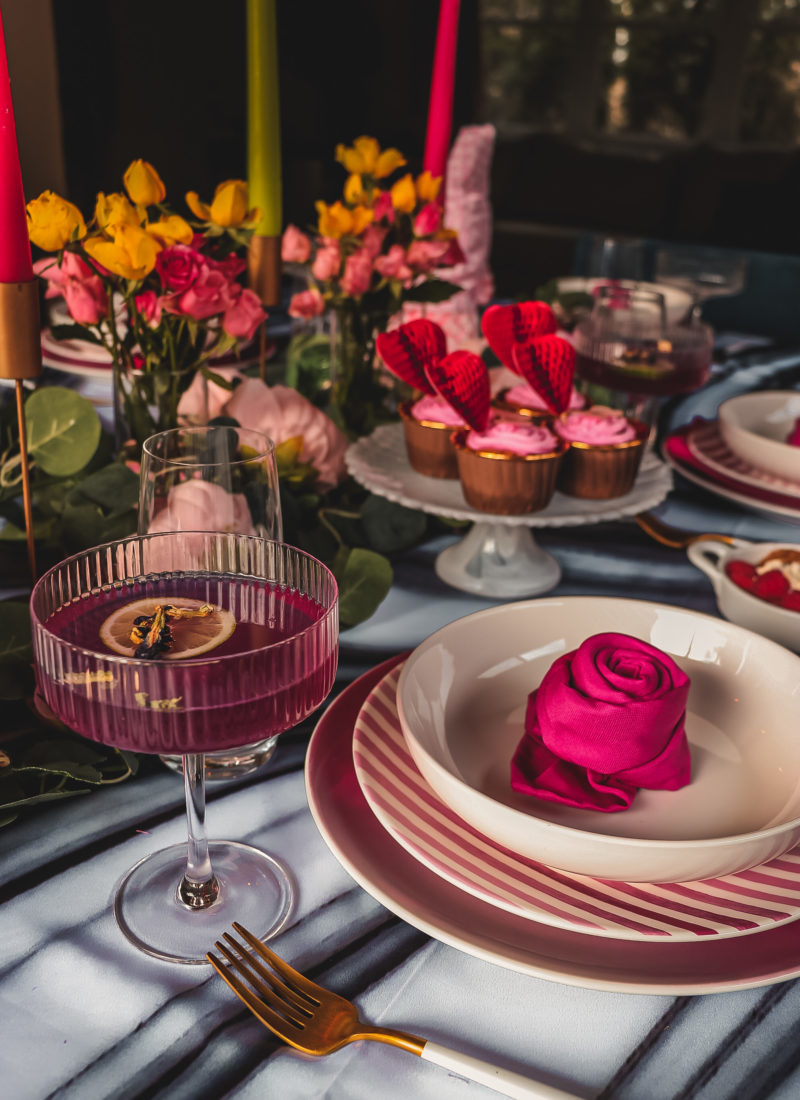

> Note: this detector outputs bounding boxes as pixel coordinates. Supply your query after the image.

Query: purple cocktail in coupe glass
[31,531,338,964]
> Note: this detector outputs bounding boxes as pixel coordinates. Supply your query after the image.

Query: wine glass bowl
[654,246,748,308]
[31,531,338,963]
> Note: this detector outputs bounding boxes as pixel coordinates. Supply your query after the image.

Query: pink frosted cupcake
[452,418,566,515]
[554,408,647,499]
[399,394,466,479]
[495,382,586,422]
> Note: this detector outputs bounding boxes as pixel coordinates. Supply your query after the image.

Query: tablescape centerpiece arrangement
[138,425,286,779]
[31,530,338,963]
[27,160,267,449]
[281,135,464,436]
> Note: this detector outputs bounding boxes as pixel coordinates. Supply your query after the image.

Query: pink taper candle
[0,7,32,282]
[423,0,461,187]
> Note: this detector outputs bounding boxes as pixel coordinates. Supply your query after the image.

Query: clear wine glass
[31,531,339,964]
[139,426,283,780]
[654,246,748,316]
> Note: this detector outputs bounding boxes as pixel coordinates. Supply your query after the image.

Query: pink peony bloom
[178,265,236,320]
[223,380,347,488]
[34,252,107,325]
[177,365,243,424]
[147,478,255,536]
[340,248,374,296]
[156,244,204,292]
[361,223,388,258]
[223,286,266,341]
[288,287,325,319]
[281,224,312,263]
[413,202,442,237]
[312,242,341,281]
[372,190,395,223]
[374,244,413,285]
[134,289,162,327]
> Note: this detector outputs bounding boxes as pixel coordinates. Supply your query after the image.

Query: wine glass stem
[178,753,219,909]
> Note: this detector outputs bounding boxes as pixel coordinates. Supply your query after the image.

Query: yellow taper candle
[247,0,282,237]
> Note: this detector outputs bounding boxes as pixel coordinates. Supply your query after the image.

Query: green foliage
[24,387,102,476]
[333,546,393,629]
[360,494,427,554]
[403,278,462,304]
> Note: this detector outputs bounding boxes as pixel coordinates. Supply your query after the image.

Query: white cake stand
[346,424,673,598]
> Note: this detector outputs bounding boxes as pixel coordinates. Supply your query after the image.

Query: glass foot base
[114,840,293,964]
[159,735,279,782]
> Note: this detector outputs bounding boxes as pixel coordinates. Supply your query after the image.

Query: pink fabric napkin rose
[511,633,691,812]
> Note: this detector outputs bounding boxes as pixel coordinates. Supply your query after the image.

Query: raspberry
[726,560,757,592]
[753,570,790,603]
[779,590,800,612]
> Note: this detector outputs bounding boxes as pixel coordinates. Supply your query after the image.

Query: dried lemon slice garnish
[99,597,235,659]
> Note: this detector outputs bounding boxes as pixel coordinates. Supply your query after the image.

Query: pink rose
[372,191,395,223]
[177,365,243,424]
[223,380,347,488]
[438,237,466,267]
[34,252,107,326]
[413,202,442,237]
[288,287,325,319]
[374,244,413,285]
[207,253,246,281]
[178,265,235,320]
[223,286,266,341]
[361,224,388,258]
[147,478,255,536]
[156,244,204,292]
[134,289,162,328]
[312,243,341,281]
[405,239,444,273]
[340,249,374,297]
[281,224,312,263]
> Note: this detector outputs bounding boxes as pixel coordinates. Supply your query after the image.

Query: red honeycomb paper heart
[375,319,446,394]
[511,335,576,415]
[481,301,557,371]
[425,350,490,431]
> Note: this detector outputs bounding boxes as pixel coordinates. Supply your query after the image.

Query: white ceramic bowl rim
[396,595,800,851]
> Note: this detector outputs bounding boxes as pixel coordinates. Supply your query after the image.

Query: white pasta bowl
[396,597,800,883]
[718,391,800,484]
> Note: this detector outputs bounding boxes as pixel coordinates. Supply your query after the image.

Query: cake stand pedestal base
[435,523,562,598]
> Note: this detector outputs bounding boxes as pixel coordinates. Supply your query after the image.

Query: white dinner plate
[307,657,800,994]
[354,663,800,941]
[346,423,672,527]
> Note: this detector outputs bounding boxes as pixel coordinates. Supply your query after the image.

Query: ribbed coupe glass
[31,531,338,964]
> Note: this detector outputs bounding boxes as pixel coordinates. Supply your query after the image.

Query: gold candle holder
[247,234,281,382]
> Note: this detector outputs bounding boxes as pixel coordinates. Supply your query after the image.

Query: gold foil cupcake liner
[452,430,565,515]
[399,402,460,479]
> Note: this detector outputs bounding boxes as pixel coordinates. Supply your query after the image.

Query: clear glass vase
[327,303,394,437]
[113,355,205,452]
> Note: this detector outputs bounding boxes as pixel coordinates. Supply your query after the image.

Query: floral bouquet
[281,136,463,434]
[27,160,267,448]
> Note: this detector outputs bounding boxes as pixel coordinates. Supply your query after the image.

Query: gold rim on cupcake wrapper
[558,420,648,499]
[492,390,555,424]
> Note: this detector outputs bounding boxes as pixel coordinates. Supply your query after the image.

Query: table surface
[2,348,800,1100]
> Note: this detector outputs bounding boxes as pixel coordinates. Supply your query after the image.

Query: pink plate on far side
[306,657,800,995]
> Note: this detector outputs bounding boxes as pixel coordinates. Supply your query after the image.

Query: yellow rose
[390,174,416,214]
[26,191,86,251]
[343,173,366,205]
[123,160,166,206]
[415,171,442,203]
[185,180,259,228]
[349,205,374,235]
[84,224,161,280]
[145,215,194,246]
[95,191,140,232]
[316,200,373,239]
[335,136,406,179]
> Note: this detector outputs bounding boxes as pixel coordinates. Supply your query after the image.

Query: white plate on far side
[354,663,800,942]
[397,597,800,883]
[306,658,800,995]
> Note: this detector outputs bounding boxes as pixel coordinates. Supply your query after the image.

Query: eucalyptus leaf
[0,601,31,662]
[403,279,461,304]
[25,387,101,476]
[335,547,393,628]
[360,494,427,554]
[66,462,139,514]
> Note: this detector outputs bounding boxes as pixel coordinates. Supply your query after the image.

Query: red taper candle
[422,0,461,189]
[0,4,32,283]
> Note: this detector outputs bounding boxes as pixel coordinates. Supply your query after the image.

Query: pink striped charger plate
[352,663,800,942]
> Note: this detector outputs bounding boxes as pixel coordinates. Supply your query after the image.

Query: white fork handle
[422,1041,583,1099]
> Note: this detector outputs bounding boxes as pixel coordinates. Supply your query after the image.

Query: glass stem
[178,753,220,909]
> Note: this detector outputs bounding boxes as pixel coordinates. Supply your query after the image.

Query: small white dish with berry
[688,538,800,652]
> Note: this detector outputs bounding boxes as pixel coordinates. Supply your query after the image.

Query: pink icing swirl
[555,411,637,445]
[411,394,466,428]
[505,383,586,412]
[467,418,560,456]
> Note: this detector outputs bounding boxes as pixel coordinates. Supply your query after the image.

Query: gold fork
[208,923,583,1100]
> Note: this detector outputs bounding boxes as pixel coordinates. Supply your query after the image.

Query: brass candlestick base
[0,280,41,380]
[247,234,281,308]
